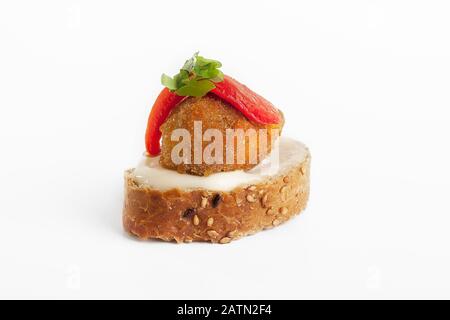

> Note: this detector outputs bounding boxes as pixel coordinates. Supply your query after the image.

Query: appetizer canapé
[123,53,310,244]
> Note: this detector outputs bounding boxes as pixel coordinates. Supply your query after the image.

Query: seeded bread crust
[123,152,310,244]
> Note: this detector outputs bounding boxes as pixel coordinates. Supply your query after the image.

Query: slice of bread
[123,143,310,244]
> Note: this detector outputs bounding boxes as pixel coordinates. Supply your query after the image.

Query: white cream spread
[131,137,308,191]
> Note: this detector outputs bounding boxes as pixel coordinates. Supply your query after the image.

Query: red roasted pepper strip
[145,88,185,156]
[145,75,281,155]
[212,75,282,125]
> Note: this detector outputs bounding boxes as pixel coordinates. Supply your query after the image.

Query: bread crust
[123,152,310,244]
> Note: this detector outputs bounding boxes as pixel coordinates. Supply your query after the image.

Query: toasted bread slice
[123,139,310,244]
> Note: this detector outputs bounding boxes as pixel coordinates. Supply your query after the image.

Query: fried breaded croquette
[159,94,284,176]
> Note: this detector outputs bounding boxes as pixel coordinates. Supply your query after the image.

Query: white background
[1,0,450,299]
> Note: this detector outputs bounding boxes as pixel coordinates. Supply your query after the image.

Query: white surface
[131,137,307,191]
[1,0,450,299]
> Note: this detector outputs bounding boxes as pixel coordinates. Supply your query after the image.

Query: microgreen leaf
[175,79,216,97]
[161,74,177,91]
[195,55,222,68]
[210,70,224,82]
[181,52,197,72]
[161,52,224,97]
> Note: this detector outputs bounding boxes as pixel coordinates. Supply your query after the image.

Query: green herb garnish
[161,52,224,97]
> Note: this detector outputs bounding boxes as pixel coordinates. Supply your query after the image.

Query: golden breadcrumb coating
[159,94,284,176]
